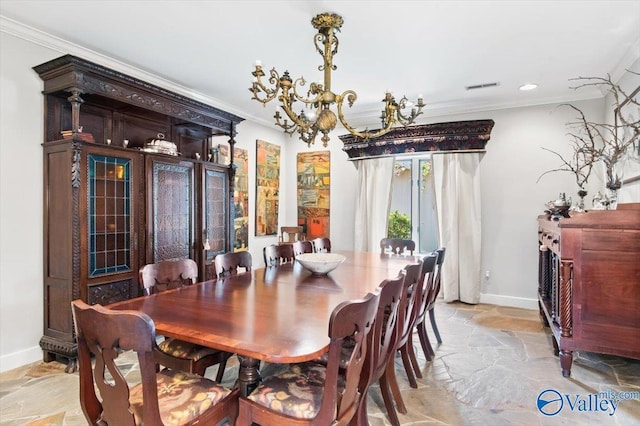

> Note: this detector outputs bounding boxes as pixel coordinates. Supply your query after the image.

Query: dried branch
[540,72,639,190]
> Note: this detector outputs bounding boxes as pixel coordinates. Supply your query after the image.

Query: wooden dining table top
[108,250,421,364]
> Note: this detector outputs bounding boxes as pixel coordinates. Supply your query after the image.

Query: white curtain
[432,153,482,304]
[354,157,395,252]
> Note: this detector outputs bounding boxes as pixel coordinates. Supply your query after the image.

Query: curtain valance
[339,119,495,160]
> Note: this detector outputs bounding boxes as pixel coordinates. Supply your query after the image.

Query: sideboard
[35,55,244,371]
[537,204,640,377]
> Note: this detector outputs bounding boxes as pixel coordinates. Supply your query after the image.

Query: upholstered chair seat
[246,362,346,420]
[158,339,221,362]
[129,369,232,426]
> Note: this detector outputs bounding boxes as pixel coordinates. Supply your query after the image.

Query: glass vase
[572,189,587,212]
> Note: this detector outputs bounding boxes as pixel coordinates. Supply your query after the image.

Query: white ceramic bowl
[296,253,346,275]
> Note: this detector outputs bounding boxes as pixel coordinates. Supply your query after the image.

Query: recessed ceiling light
[519,83,538,91]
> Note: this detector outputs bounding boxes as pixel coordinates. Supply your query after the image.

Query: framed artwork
[233,147,249,251]
[297,151,330,239]
[255,140,280,236]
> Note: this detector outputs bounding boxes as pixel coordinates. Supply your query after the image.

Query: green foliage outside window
[388,210,411,239]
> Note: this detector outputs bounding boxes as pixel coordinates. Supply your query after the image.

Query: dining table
[108,250,421,396]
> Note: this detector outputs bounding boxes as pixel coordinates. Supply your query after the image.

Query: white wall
[1,32,56,373]
[425,101,606,308]
[1,23,633,372]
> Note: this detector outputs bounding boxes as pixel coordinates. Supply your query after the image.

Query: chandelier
[249,12,425,147]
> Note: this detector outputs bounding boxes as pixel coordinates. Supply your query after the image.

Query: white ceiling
[1,0,639,129]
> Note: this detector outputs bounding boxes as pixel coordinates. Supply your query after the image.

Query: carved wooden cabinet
[36,55,243,371]
[537,205,640,377]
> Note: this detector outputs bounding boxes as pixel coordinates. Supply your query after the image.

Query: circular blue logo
[537,389,563,416]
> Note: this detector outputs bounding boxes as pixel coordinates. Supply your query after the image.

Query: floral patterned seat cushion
[129,369,231,426]
[158,338,220,361]
[247,362,345,419]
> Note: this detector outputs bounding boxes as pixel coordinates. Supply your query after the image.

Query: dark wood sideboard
[537,204,640,377]
[35,55,244,371]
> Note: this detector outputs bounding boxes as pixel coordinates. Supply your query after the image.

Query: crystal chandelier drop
[249,13,425,147]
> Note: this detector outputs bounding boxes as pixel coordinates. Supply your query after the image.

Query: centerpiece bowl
[296,253,346,276]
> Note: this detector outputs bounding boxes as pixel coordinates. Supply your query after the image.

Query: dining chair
[383,259,424,419]
[380,237,416,255]
[355,273,406,426]
[312,237,332,253]
[236,292,380,426]
[263,243,295,266]
[425,247,446,347]
[214,251,253,277]
[292,240,314,257]
[280,225,305,243]
[409,250,440,372]
[72,299,239,426]
[139,259,232,382]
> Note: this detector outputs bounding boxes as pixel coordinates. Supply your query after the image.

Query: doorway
[389,156,439,254]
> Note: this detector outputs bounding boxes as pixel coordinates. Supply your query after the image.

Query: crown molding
[0,15,271,127]
[610,36,640,84]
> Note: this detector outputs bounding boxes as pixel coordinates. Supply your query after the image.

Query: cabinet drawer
[582,229,640,252]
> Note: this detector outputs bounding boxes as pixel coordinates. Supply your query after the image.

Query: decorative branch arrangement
[539,72,639,207]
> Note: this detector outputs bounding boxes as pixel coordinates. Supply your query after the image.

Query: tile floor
[1,301,639,425]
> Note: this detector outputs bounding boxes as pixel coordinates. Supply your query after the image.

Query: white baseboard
[0,345,42,373]
[479,293,538,310]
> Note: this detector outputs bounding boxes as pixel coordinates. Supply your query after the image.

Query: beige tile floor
[1,301,639,425]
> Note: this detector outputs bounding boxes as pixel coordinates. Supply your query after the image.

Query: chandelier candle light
[249,12,425,147]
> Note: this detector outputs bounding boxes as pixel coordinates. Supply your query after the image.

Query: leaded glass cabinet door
[201,164,229,273]
[84,147,142,305]
[147,156,195,263]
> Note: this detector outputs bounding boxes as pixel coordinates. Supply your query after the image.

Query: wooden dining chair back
[139,259,232,381]
[237,292,380,426]
[382,257,431,419]
[263,244,295,266]
[380,238,416,255]
[72,300,238,426]
[214,251,253,277]
[427,247,446,345]
[280,226,305,243]
[312,237,332,253]
[410,251,440,369]
[355,273,406,426]
[139,258,198,296]
[292,240,314,257]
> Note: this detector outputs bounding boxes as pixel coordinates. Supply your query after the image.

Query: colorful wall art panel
[233,147,249,251]
[297,151,330,239]
[255,140,280,236]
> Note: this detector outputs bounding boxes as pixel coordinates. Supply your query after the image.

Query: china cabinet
[537,205,640,377]
[36,55,243,371]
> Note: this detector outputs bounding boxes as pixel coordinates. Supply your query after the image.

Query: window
[389,156,439,253]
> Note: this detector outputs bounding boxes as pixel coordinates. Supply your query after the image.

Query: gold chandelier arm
[277,92,314,134]
[249,66,281,105]
[290,77,323,105]
[336,90,396,140]
[395,96,425,125]
[273,110,299,135]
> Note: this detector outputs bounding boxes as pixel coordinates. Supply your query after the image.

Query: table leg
[236,355,262,397]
